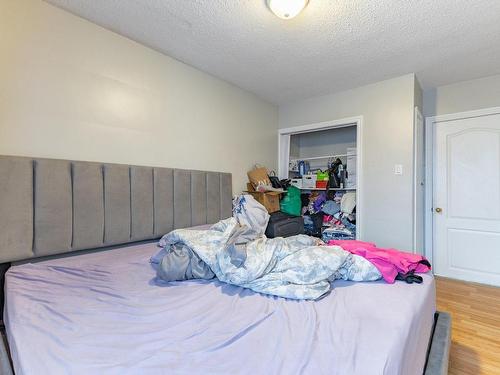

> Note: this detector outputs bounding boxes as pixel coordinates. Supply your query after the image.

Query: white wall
[423,74,500,117]
[294,126,357,159]
[280,74,417,249]
[0,0,278,193]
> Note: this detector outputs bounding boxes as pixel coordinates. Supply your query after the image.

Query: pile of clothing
[327,240,432,284]
[302,191,356,241]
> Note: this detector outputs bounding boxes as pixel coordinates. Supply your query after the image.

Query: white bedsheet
[4,241,436,375]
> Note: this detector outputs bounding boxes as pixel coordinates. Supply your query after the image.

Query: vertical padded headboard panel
[153,168,174,237]
[0,155,232,263]
[206,172,221,223]
[103,164,131,245]
[220,173,233,219]
[191,171,207,227]
[130,166,154,241]
[173,169,192,229]
[0,157,33,261]
[72,162,104,251]
[33,159,73,256]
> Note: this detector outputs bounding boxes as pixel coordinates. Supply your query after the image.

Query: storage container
[316,170,329,181]
[290,178,303,188]
[302,174,317,189]
[316,180,328,189]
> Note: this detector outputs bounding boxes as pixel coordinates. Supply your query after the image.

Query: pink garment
[327,240,431,283]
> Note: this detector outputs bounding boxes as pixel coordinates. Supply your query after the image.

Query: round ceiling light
[267,0,309,20]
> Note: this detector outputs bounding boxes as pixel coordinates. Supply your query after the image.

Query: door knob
[435,207,443,213]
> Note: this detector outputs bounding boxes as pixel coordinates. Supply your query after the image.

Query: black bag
[307,212,324,238]
[265,212,304,238]
[328,158,343,188]
[279,178,291,189]
[268,171,290,190]
[268,171,282,189]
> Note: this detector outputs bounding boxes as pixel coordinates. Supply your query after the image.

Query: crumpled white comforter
[154,195,381,300]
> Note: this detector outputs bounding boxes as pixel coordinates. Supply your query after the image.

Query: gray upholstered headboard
[0,155,232,263]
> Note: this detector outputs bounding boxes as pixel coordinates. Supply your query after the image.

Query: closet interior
[287,125,358,241]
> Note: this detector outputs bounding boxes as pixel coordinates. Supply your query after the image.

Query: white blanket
[155,195,381,300]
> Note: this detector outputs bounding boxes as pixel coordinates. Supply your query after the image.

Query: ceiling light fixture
[267,0,309,20]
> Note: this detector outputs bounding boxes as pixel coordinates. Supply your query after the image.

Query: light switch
[394,164,403,175]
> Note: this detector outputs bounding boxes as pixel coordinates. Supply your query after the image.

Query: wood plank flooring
[435,277,500,375]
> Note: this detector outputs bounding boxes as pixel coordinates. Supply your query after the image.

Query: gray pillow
[157,243,215,281]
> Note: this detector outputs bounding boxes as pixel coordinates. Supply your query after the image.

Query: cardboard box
[246,183,281,213]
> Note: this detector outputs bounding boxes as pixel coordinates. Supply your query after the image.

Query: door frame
[413,106,424,254]
[424,106,500,265]
[278,115,363,239]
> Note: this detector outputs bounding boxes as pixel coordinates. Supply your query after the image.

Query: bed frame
[425,312,452,375]
[0,155,450,374]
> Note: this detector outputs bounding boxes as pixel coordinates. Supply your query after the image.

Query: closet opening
[278,117,363,240]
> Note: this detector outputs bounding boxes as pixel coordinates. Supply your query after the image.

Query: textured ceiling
[44,0,500,104]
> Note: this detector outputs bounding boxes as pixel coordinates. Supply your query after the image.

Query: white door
[433,112,500,286]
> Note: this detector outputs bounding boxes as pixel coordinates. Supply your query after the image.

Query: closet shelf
[297,187,356,191]
[289,154,356,162]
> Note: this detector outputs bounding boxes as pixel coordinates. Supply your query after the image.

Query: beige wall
[0,0,278,193]
[423,74,500,117]
[279,74,417,249]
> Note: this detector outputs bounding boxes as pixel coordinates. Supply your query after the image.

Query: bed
[0,155,450,374]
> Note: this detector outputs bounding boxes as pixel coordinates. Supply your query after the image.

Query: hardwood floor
[435,277,500,375]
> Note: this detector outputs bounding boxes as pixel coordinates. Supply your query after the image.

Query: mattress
[4,241,436,375]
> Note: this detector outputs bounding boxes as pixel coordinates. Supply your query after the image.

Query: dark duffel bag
[265,212,304,238]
